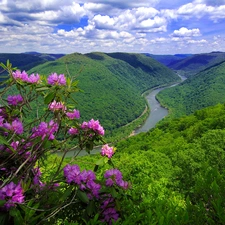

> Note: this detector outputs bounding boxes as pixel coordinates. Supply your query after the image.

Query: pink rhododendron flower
[32,167,45,188]
[101,144,114,158]
[101,207,119,224]
[12,70,29,82]
[81,121,88,129]
[12,70,40,83]
[48,100,66,112]
[63,164,81,184]
[100,195,119,224]
[104,169,129,189]
[63,165,101,199]
[68,127,79,135]
[81,119,105,136]
[1,118,23,134]
[28,73,40,83]
[66,109,80,119]
[11,119,24,134]
[31,120,58,140]
[0,182,24,210]
[47,73,66,86]
[10,141,19,151]
[7,94,23,106]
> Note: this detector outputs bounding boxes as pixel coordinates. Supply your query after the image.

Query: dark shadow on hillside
[106,52,154,73]
[85,53,104,60]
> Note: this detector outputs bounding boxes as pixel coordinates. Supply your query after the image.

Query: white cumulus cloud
[172,27,201,37]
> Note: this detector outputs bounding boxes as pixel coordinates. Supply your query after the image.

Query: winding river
[135,74,186,134]
[57,74,186,157]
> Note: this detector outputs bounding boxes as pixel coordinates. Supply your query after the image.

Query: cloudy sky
[0,0,225,54]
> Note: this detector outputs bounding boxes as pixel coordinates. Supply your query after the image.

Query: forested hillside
[56,103,225,224]
[112,103,225,224]
[157,60,225,118]
[27,52,179,135]
[167,51,225,77]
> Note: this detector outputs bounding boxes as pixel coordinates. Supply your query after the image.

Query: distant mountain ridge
[23,52,65,61]
[0,52,64,73]
[143,53,193,66]
[166,51,225,76]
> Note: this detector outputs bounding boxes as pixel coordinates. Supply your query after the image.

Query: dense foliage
[157,60,225,118]
[107,103,225,224]
[55,102,225,224]
[27,52,179,137]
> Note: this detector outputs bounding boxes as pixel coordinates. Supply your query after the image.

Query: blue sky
[0,0,225,54]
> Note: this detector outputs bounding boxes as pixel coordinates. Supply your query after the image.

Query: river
[57,74,186,157]
[135,74,186,133]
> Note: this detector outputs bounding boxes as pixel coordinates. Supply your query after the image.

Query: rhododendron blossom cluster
[48,100,67,112]
[0,182,24,210]
[47,73,66,86]
[0,64,130,225]
[0,118,23,135]
[12,70,40,83]
[7,94,23,106]
[66,109,80,119]
[31,120,58,140]
[81,119,105,136]
[101,144,114,158]
[104,169,129,189]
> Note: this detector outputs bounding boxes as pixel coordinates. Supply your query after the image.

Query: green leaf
[0,200,6,207]
[0,62,7,70]
[77,190,89,204]
[0,213,8,225]
[42,139,52,149]
[6,60,10,67]
[111,187,118,198]
[95,158,105,166]
[0,135,15,152]
[86,201,97,216]
[9,208,24,225]
[59,186,73,202]
[44,92,55,104]
[0,136,9,145]
[36,87,49,91]
[72,80,79,87]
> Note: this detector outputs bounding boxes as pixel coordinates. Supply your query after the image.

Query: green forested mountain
[157,60,225,118]
[167,51,225,77]
[110,103,225,224]
[27,52,179,134]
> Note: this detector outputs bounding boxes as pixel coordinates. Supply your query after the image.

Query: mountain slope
[112,102,225,224]
[28,52,179,133]
[167,51,225,76]
[157,60,225,118]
